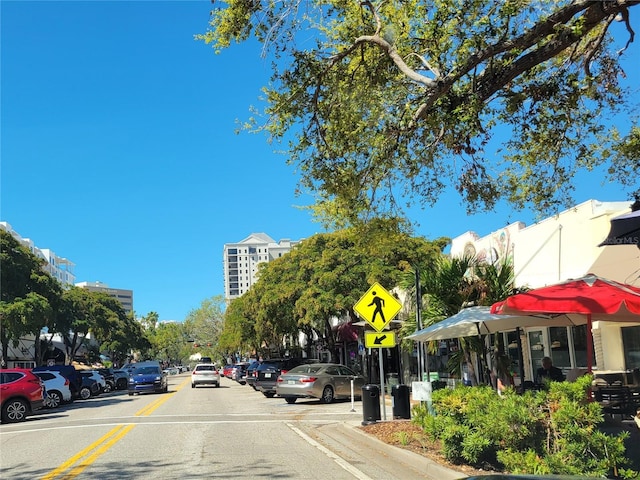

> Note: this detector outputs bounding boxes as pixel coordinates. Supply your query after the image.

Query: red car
[222,365,234,378]
[0,369,45,423]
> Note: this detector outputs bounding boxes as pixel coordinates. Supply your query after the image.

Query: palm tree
[399,253,515,385]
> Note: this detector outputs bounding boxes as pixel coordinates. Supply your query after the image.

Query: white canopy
[406,306,577,342]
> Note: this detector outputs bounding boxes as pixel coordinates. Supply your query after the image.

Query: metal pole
[350,377,356,412]
[379,347,386,420]
[516,327,525,389]
[415,266,426,381]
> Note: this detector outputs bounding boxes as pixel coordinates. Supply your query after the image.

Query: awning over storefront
[334,321,359,342]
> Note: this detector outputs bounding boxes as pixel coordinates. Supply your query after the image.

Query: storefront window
[549,327,570,369]
[622,325,640,369]
[505,331,521,378]
[572,324,595,368]
[528,330,546,373]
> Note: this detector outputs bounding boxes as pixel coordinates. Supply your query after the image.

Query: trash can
[391,384,411,419]
[361,384,381,425]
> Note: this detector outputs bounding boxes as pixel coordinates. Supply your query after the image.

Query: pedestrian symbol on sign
[368,291,386,325]
[353,282,403,332]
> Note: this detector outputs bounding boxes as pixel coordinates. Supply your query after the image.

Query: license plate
[264,373,271,378]
[288,380,295,385]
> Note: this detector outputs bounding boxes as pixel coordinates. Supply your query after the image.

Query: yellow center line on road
[40,376,191,479]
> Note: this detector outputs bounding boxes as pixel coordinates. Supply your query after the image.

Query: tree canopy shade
[199,0,640,225]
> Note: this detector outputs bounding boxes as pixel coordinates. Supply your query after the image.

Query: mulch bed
[358,420,498,477]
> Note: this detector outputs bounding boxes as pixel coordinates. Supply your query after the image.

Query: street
[0,373,442,480]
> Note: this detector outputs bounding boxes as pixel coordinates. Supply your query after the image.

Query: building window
[622,325,640,369]
[571,324,595,369]
[549,327,570,369]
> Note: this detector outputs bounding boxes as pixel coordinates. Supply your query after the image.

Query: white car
[191,364,220,388]
[33,371,72,408]
[81,370,107,392]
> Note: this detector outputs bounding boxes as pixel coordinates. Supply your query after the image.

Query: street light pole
[415,265,427,381]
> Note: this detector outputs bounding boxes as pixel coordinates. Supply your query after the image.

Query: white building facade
[223,233,301,301]
[0,222,76,285]
[1,222,77,367]
[450,199,640,382]
[75,281,134,315]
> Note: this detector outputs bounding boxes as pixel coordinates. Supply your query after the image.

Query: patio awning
[334,321,359,342]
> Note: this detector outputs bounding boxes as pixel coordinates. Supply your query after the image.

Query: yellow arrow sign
[364,331,396,349]
[353,282,403,332]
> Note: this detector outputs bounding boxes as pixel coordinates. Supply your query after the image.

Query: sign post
[354,282,403,421]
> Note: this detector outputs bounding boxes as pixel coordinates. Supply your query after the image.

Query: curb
[314,420,467,480]
[344,420,467,480]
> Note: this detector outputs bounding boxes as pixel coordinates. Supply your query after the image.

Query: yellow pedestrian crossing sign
[353,282,402,332]
[364,331,397,348]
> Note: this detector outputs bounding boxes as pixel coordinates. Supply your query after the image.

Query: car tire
[103,382,113,393]
[47,390,63,409]
[320,386,334,404]
[215,382,220,388]
[116,378,128,390]
[263,392,275,398]
[1,398,28,423]
[285,397,297,404]
[79,387,91,400]
[128,392,134,396]
[191,383,196,388]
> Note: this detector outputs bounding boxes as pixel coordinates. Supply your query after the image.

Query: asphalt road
[0,373,460,480]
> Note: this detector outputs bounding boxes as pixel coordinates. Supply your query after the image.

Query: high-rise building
[75,281,134,315]
[223,233,301,301]
[0,221,76,286]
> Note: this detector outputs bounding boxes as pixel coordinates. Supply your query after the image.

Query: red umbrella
[490,274,640,371]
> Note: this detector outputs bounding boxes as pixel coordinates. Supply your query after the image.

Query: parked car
[231,362,250,384]
[275,363,365,404]
[0,369,45,423]
[191,363,220,388]
[222,365,234,378]
[128,362,168,395]
[77,371,102,398]
[245,361,262,390]
[96,368,117,392]
[33,370,72,408]
[32,365,89,400]
[79,371,106,394]
[255,358,315,398]
[112,369,130,390]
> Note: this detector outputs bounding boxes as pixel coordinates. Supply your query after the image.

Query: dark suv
[245,360,262,390]
[255,358,315,398]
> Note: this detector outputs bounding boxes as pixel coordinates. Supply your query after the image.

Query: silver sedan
[191,363,220,388]
[275,363,365,404]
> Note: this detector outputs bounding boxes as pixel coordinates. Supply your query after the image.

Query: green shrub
[441,423,471,464]
[461,430,494,466]
[412,402,455,440]
[411,376,639,477]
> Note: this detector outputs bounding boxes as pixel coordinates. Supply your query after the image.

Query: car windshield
[135,367,159,375]
[287,365,323,374]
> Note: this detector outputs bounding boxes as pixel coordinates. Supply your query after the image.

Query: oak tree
[200,0,639,224]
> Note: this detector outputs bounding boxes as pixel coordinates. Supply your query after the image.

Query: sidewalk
[302,391,466,480]
[313,419,466,480]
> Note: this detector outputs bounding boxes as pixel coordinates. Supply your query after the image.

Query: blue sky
[2,1,638,322]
